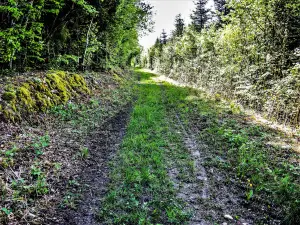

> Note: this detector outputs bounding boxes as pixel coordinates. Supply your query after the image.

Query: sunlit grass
[98,71,189,224]
[99,69,299,224]
[162,81,300,224]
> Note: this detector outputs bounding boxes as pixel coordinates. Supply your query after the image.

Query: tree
[174,14,185,37]
[191,0,210,32]
[160,29,168,44]
[0,0,154,71]
[214,0,230,23]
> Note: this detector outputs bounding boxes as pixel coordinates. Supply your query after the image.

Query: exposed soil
[0,71,134,225]
[52,104,132,225]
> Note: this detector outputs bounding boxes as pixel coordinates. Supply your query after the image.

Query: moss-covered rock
[17,85,35,111]
[0,71,91,122]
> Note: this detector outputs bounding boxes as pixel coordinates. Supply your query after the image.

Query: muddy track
[53,104,132,225]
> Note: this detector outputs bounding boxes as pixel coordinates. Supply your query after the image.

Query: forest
[0,0,152,71]
[0,0,299,225]
[145,0,300,127]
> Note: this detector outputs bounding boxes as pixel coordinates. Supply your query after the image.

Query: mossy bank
[0,71,90,122]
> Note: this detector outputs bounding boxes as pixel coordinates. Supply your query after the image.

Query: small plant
[53,162,62,175]
[246,189,254,201]
[1,207,12,216]
[32,135,50,156]
[31,164,42,177]
[80,147,89,159]
[89,98,100,107]
[61,192,81,209]
[35,176,49,195]
[68,179,80,187]
[4,146,18,157]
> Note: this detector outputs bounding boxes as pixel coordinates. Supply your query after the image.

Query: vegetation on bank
[0,71,90,122]
[145,0,300,127]
[0,71,134,224]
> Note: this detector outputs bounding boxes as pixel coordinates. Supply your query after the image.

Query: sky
[139,0,214,50]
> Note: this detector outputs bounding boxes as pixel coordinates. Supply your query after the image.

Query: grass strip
[98,71,189,224]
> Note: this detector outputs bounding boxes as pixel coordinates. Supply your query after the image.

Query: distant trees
[173,14,185,37]
[214,0,230,23]
[160,29,168,44]
[147,0,300,131]
[190,0,210,32]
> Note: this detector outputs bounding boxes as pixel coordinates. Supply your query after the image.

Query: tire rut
[159,84,254,225]
[169,111,278,225]
[55,104,132,225]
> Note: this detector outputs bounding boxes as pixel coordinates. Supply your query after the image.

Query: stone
[224,214,234,220]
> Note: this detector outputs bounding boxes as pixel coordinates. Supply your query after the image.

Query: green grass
[99,69,300,224]
[99,71,189,224]
[162,83,300,224]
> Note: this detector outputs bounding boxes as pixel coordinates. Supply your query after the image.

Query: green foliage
[31,135,50,156]
[157,74,300,223]
[0,71,90,121]
[148,0,300,126]
[99,70,189,224]
[79,147,89,159]
[0,0,153,71]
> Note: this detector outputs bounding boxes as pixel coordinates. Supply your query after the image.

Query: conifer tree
[160,29,168,44]
[191,0,210,32]
[174,14,185,37]
[214,0,230,23]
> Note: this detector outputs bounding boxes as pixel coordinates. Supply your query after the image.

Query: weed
[4,146,17,157]
[31,164,42,177]
[35,176,48,195]
[246,189,254,201]
[61,192,81,209]
[32,135,50,156]
[53,162,62,174]
[79,147,89,159]
[68,179,80,187]
[1,208,12,216]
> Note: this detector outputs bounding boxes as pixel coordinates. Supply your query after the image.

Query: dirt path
[44,70,294,224]
[159,78,281,224]
[170,113,255,225]
[56,105,131,225]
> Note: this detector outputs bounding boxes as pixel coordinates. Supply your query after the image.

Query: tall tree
[174,14,185,37]
[160,29,168,44]
[191,0,210,32]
